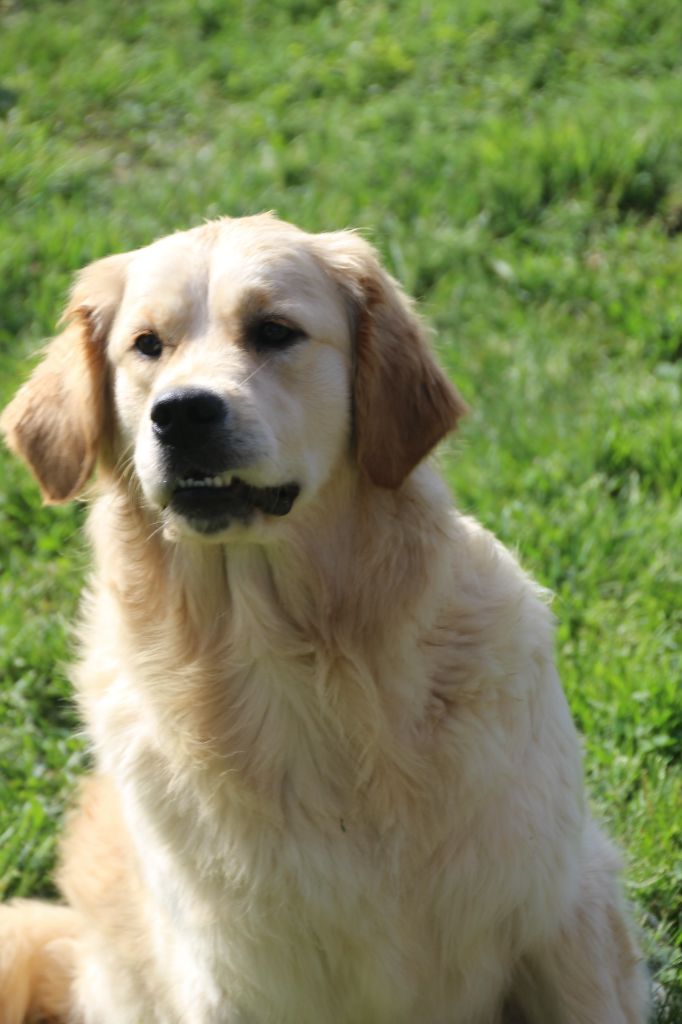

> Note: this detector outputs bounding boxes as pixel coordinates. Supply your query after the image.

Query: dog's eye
[252,319,302,350]
[134,332,163,359]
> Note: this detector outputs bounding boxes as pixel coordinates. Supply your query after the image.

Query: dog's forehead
[209,220,352,342]
[124,229,211,312]
[120,218,348,339]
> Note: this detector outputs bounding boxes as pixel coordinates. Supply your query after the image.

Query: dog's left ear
[317,231,467,489]
[1,253,129,503]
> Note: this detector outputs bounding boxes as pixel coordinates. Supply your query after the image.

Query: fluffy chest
[81,572,561,1023]
[114,726,433,1024]
[90,652,454,1022]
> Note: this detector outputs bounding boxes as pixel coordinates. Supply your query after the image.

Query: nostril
[150,388,228,440]
[150,397,174,429]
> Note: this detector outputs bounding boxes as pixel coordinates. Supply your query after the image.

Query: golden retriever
[0,215,649,1023]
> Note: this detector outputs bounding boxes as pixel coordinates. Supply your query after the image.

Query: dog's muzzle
[150,387,299,532]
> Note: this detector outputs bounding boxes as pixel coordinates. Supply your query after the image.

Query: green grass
[1,0,680,1017]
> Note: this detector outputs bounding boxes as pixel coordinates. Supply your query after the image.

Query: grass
[0,0,680,1016]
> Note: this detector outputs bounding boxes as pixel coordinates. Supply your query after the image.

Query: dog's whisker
[232,355,274,390]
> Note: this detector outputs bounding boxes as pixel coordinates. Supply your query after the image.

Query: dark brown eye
[134,332,163,359]
[252,319,302,350]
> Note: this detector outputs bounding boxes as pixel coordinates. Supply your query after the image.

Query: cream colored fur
[0,215,649,1023]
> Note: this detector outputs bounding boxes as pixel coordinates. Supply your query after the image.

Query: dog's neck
[84,461,455,822]
[92,459,453,645]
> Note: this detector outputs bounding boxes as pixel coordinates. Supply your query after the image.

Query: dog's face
[2,215,465,542]
[109,218,355,540]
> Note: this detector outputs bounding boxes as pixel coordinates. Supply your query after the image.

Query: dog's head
[2,215,465,541]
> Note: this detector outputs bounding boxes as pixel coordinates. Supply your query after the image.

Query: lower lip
[169,481,300,530]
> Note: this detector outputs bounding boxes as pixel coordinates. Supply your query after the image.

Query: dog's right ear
[1,253,129,504]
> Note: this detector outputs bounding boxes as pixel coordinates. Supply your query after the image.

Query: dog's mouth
[169,471,300,533]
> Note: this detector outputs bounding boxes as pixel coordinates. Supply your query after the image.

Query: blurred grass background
[0,0,680,1017]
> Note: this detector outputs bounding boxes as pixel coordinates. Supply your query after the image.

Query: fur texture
[0,215,649,1023]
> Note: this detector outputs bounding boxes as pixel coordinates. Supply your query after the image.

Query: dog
[0,214,649,1023]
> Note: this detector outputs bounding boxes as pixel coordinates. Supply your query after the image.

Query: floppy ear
[318,232,467,489]
[1,253,128,503]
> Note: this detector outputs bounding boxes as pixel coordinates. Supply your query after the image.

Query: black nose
[150,388,228,447]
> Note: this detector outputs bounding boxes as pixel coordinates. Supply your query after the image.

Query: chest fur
[99,673,434,1023]
[75,521,579,1022]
